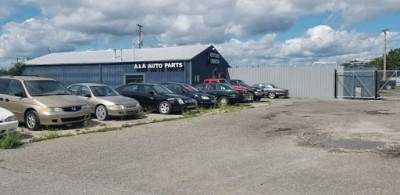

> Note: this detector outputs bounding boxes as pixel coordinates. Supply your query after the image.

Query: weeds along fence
[228,66,342,99]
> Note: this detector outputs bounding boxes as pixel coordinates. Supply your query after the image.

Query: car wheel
[159,101,172,114]
[25,110,41,131]
[218,96,230,105]
[95,105,108,120]
[268,92,276,99]
[248,92,255,102]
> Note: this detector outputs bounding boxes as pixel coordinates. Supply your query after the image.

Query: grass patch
[218,104,248,112]
[29,131,60,143]
[182,110,198,118]
[97,127,120,132]
[0,132,23,149]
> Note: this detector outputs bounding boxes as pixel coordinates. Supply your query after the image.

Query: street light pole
[382,28,389,80]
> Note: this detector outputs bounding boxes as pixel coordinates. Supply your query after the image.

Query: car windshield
[90,86,119,97]
[270,84,278,88]
[153,85,173,94]
[237,80,248,86]
[182,84,199,92]
[220,84,234,89]
[25,80,72,96]
[220,80,231,85]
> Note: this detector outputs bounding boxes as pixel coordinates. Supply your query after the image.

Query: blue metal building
[24,45,230,88]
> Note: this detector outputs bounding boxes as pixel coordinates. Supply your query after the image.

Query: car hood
[185,91,214,98]
[33,95,87,107]
[0,107,14,120]
[97,95,139,104]
[232,85,247,90]
[164,93,193,100]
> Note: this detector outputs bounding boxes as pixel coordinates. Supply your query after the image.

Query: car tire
[268,92,276,99]
[25,110,41,131]
[218,96,230,105]
[248,92,255,102]
[159,101,172,114]
[95,105,108,121]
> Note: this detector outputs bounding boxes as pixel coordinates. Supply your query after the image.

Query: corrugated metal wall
[228,66,343,99]
[23,63,192,89]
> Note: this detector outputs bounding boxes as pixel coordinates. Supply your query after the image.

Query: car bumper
[196,98,215,107]
[0,120,19,136]
[228,94,244,104]
[171,100,197,111]
[38,108,91,126]
[107,105,142,116]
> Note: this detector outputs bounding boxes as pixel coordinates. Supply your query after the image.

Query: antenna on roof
[47,47,51,54]
[137,24,144,49]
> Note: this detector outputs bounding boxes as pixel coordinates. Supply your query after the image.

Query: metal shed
[23,45,230,88]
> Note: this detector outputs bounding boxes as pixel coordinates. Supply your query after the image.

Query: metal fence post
[334,69,337,99]
[375,69,379,99]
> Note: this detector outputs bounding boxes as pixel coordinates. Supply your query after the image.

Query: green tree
[0,62,25,75]
[369,48,400,70]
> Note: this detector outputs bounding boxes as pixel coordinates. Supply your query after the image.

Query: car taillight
[237,91,243,95]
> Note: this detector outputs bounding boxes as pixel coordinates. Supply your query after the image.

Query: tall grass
[0,132,23,149]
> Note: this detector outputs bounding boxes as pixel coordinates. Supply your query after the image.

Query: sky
[1,0,400,69]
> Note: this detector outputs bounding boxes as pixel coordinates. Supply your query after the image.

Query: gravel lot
[1,98,400,194]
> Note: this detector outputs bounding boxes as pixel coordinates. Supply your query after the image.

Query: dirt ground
[262,98,400,157]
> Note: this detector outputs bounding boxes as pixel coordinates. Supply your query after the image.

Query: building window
[125,74,144,84]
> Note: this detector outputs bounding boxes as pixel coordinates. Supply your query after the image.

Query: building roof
[26,45,213,65]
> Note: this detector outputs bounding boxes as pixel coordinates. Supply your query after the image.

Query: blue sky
[1,0,400,68]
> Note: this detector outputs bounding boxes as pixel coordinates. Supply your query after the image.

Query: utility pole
[137,24,144,49]
[382,28,389,80]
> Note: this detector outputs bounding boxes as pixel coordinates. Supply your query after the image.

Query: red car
[203,78,247,90]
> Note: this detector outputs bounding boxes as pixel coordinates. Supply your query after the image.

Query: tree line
[342,48,400,70]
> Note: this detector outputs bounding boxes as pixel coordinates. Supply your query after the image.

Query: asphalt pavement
[1,98,400,194]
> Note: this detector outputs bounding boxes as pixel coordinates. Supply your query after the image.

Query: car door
[137,85,158,108]
[120,84,147,106]
[2,79,31,121]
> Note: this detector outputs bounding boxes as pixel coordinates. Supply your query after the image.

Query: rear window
[0,78,11,94]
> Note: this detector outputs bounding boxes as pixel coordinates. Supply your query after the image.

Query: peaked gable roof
[27,45,213,65]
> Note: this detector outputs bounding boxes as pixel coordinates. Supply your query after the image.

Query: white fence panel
[228,66,343,99]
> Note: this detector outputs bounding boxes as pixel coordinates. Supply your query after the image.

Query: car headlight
[5,115,17,122]
[201,96,210,100]
[116,104,125,109]
[176,98,185,104]
[41,107,63,112]
[194,94,199,98]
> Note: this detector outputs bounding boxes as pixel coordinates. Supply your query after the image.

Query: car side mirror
[181,89,186,94]
[149,91,155,96]
[85,94,91,98]
[15,91,26,97]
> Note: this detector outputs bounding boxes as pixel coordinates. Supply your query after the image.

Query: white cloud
[216,25,400,66]
[0,0,399,67]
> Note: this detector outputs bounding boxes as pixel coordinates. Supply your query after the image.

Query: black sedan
[116,83,197,114]
[161,82,215,108]
[252,83,289,99]
[229,79,264,101]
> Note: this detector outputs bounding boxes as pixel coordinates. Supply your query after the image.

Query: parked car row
[0,75,289,134]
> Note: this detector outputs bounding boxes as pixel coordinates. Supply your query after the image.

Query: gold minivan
[0,76,91,130]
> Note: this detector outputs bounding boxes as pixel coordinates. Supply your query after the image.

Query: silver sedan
[68,83,142,120]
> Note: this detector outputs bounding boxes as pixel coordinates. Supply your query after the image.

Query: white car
[0,107,19,136]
